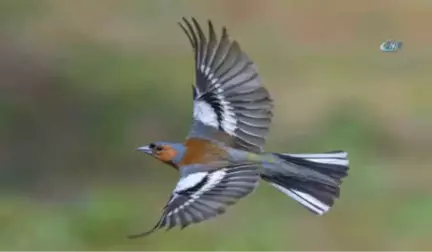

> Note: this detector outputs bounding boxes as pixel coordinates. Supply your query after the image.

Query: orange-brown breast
[156,146,178,163]
[178,138,227,166]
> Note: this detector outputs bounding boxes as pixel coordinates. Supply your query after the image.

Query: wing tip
[127,222,162,239]
[127,231,153,239]
[178,17,227,39]
[178,16,189,29]
[179,16,197,27]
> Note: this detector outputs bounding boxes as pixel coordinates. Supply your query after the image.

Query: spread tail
[262,151,349,215]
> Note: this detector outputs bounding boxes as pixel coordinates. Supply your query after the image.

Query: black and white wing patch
[128,163,260,238]
[179,17,274,153]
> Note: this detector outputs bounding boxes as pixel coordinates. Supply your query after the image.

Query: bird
[129,17,349,238]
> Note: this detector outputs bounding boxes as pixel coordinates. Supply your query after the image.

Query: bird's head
[137,141,185,168]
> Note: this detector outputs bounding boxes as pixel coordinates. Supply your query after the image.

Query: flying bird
[129,17,349,238]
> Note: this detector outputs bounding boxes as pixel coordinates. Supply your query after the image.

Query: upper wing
[128,163,260,238]
[179,17,274,153]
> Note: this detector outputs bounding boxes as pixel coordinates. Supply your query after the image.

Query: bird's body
[130,17,350,238]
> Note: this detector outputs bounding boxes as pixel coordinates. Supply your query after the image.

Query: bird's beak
[136,145,152,155]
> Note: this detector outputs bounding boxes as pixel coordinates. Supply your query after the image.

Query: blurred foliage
[1,0,432,250]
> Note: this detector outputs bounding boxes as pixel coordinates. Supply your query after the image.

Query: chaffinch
[129,17,349,238]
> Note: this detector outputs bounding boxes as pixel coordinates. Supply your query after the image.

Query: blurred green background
[1,0,432,250]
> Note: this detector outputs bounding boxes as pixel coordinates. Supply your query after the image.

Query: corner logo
[380,40,403,52]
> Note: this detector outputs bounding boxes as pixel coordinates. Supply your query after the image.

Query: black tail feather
[273,151,349,183]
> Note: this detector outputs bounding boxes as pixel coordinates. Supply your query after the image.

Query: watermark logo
[380,40,403,52]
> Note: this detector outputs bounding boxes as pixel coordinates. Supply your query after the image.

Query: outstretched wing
[128,163,260,238]
[179,17,274,153]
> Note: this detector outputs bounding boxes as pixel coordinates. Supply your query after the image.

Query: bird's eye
[155,146,163,151]
[149,143,156,149]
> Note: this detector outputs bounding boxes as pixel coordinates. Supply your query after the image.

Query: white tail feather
[282,152,349,166]
[270,183,330,215]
